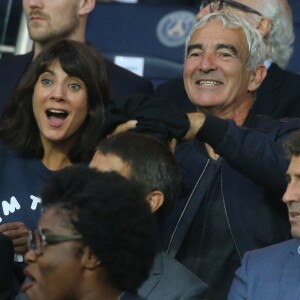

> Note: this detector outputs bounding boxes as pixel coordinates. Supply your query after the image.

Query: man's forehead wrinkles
[188,42,238,53]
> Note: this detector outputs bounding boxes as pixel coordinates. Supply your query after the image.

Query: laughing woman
[0,39,109,263]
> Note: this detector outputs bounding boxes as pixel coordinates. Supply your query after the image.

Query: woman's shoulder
[0,139,17,157]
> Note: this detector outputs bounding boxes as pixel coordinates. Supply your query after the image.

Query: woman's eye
[41,78,52,85]
[68,83,80,91]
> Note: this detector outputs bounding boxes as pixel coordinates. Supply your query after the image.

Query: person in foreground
[228,129,300,300]
[0,38,108,294]
[90,132,210,300]
[22,166,157,300]
[157,11,300,300]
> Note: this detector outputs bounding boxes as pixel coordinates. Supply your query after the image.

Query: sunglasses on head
[199,0,262,17]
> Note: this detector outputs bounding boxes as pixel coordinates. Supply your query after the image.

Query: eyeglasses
[200,0,263,17]
[28,228,83,256]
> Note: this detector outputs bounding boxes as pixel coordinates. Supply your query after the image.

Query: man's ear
[256,17,272,38]
[81,247,101,270]
[248,64,267,92]
[145,191,164,213]
[79,0,95,16]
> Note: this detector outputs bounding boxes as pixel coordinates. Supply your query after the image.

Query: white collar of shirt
[264,59,272,70]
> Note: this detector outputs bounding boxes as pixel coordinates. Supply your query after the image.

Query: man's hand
[107,120,137,137]
[0,222,29,254]
[184,112,206,140]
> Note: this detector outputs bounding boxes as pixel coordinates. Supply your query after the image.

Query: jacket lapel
[138,253,163,297]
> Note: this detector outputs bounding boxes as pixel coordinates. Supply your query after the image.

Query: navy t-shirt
[0,140,52,230]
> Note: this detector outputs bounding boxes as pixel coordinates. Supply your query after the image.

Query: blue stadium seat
[86,3,197,86]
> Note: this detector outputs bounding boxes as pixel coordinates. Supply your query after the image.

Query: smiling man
[160,12,300,299]
[228,129,300,299]
[156,0,300,119]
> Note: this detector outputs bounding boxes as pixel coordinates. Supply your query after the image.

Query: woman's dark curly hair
[41,166,157,293]
[0,39,110,162]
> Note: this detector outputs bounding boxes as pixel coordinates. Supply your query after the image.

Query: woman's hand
[0,222,29,254]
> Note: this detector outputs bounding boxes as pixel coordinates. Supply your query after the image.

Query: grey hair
[185,12,267,71]
[257,0,294,68]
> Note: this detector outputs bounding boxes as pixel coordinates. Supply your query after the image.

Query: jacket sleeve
[196,114,300,195]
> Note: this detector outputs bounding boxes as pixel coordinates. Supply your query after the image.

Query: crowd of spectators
[1,1,300,300]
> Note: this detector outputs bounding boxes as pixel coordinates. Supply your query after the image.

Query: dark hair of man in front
[41,165,157,293]
[96,132,181,222]
[284,129,300,158]
[0,39,110,163]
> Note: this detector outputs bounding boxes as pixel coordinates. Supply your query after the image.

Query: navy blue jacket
[162,112,300,259]
[0,52,154,116]
[228,239,300,299]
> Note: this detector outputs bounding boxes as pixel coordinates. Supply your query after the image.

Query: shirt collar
[264,59,272,70]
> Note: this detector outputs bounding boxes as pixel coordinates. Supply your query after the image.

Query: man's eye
[219,52,232,58]
[188,52,201,58]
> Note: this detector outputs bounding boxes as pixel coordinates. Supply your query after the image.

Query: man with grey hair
[159,11,300,299]
[157,0,300,118]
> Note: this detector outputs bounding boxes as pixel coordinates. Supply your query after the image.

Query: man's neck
[201,96,254,127]
[33,29,86,58]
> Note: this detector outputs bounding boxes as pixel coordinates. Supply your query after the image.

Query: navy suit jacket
[138,252,209,300]
[156,63,300,118]
[0,52,154,116]
[254,63,300,118]
[228,239,300,300]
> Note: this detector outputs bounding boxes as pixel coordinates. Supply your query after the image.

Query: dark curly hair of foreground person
[41,165,158,293]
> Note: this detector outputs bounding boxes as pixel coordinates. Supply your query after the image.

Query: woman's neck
[41,138,74,171]
[42,149,72,171]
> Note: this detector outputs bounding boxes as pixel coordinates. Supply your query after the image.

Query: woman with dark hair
[0,39,109,261]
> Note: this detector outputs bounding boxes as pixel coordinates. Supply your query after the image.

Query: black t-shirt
[177,149,240,300]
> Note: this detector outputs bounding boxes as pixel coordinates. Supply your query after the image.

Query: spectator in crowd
[0,39,108,293]
[90,131,210,300]
[228,129,300,299]
[0,0,153,115]
[0,233,14,300]
[22,166,157,300]
[156,0,300,118]
[158,12,300,299]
